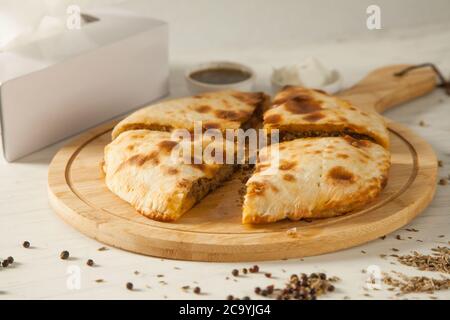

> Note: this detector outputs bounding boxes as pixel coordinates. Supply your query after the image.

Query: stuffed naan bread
[112,91,270,140]
[263,87,390,148]
[103,129,234,221]
[242,136,390,224]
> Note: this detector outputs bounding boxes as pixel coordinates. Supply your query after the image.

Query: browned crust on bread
[138,209,178,222]
[264,86,390,149]
[112,91,271,140]
[242,136,391,224]
[242,178,388,224]
[113,123,174,139]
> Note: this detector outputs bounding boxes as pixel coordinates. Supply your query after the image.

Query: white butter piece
[272,57,332,88]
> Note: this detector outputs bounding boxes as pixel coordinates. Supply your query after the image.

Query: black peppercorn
[86,259,94,267]
[193,287,201,294]
[266,285,274,294]
[23,241,30,248]
[7,256,14,264]
[231,269,239,277]
[60,250,69,260]
[126,282,133,290]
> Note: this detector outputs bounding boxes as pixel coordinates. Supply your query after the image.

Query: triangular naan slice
[263,87,390,148]
[103,130,234,221]
[112,90,270,140]
[242,136,390,224]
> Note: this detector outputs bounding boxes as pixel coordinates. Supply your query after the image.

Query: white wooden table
[1,18,449,300]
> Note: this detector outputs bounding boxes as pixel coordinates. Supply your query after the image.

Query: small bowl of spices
[185,61,255,94]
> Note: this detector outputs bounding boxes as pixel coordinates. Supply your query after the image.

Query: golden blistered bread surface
[263,86,390,148]
[242,136,391,224]
[103,130,234,221]
[112,90,269,139]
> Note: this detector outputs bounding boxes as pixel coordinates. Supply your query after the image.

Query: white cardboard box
[0,11,169,162]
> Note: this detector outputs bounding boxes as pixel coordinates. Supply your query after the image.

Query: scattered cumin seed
[438,178,448,186]
[438,160,443,167]
[396,246,449,274]
[383,271,450,295]
[97,246,108,251]
[396,235,403,240]
[328,276,341,282]
[95,279,104,283]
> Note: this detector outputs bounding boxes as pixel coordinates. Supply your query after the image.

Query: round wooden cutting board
[48,65,438,262]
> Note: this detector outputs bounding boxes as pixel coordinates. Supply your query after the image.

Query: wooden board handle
[338,64,437,114]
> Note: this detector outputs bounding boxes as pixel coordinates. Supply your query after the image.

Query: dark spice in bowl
[189,68,251,85]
